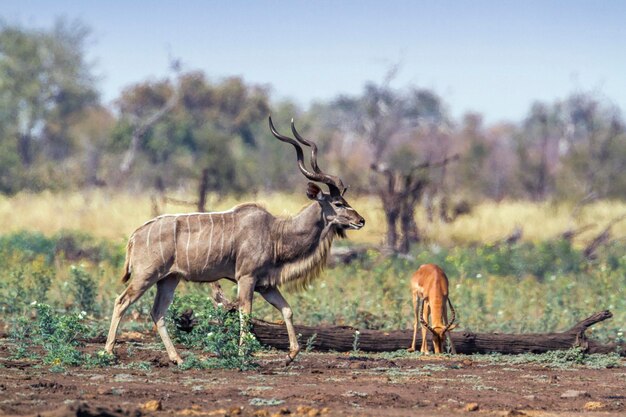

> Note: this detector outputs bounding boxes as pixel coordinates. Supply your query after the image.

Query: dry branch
[559,223,595,242]
[251,310,623,356]
[583,213,626,259]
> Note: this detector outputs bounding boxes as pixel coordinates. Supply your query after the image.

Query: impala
[408,263,457,354]
[104,117,365,365]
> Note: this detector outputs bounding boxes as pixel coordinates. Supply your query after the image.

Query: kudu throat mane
[270,213,340,292]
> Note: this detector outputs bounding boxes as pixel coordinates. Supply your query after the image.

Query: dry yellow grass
[1,190,625,246]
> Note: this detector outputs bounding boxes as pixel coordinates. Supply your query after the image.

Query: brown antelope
[104,117,365,365]
[408,264,457,354]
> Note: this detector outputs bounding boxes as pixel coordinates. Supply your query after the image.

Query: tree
[322,74,453,252]
[112,71,270,207]
[557,93,626,199]
[515,103,562,200]
[513,92,626,201]
[0,19,98,193]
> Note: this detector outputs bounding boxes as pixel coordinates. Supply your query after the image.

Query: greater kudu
[104,117,365,365]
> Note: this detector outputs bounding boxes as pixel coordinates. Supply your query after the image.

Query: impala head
[269,117,365,237]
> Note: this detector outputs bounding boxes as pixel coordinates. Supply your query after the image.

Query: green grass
[168,293,262,370]
[0,212,624,370]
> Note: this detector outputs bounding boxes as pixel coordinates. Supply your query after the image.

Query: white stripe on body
[158,219,166,265]
[185,215,192,272]
[146,220,154,253]
[230,212,235,256]
[219,215,225,260]
[195,214,202,262]
[172,216,179,270]
[202,214,214,272]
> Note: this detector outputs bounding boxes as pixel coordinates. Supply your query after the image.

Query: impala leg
[260,287,300,365]
[151,275,182,364]
[420,300,430,354]
[236,276,255,353]
[408,294,419,352]
[105,276,154,355]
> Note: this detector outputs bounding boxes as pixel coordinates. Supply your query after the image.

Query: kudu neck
[273,202,332,262]
[287,202,327,241]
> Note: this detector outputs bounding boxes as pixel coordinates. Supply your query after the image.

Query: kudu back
[105,117,365,365]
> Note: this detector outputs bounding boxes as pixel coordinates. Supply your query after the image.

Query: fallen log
[252,310,624,356]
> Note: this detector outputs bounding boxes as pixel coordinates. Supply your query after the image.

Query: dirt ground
[1,336,625,417]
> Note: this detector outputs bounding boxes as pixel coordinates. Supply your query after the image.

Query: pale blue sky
[3,1,625,123]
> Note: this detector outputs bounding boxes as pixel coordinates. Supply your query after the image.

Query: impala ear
[306,182,324,201]
[447,323,458,331]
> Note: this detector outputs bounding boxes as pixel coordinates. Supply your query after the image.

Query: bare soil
[1,335,625,417]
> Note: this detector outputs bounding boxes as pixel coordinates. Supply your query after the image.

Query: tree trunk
[397,213,412,254]
[252,310,622,356]
[18,133,33,166]
[398,201,420,253]
[384,211,398,252]
[197,168,209,212]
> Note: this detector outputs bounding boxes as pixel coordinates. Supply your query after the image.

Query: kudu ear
[306,182,324,201]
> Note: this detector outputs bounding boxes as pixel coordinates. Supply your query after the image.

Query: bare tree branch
[117,58,182,181]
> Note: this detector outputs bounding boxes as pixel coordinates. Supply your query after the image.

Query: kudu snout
[351,217,365,229]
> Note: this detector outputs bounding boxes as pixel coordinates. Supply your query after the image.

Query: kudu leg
[151,275,182,364]
[104,278,154,355]
[236,276,255,354]
[260,287,300,365]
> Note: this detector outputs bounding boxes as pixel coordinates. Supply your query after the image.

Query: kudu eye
[332,201,345,209]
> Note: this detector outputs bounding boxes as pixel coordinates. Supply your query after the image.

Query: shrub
[69,265,99,315]
[34,303,88,367]
[0,257,54,314]
[169,293,262,370]
[7,302,114,369]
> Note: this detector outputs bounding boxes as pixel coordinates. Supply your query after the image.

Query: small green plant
[69,265,99,315]
[169,293,262,370]
[305,333,318,353]
[179,353,212,370]
[128,361,152,371]
[7,315,34,359]
[6,302,110,370]
[34,303,88,366]
[352,330,360,352]
[85,350,116,368]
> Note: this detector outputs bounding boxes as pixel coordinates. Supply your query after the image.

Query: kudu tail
[120,238,133,284]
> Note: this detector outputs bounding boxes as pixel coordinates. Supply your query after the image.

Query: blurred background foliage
[1,19,625,203]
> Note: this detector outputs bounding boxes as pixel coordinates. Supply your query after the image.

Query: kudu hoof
[284,355,293,366]
[407,347,416,353]
[284,350,299,366]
